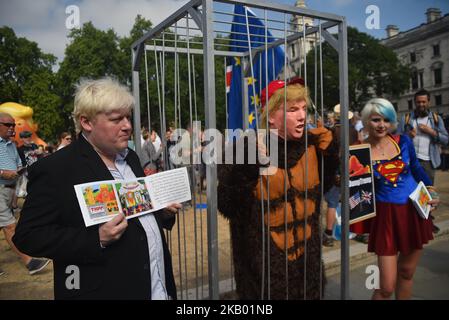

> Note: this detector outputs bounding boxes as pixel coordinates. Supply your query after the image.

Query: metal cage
[131,0,350,300]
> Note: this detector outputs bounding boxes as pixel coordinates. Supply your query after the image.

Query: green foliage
[22,72,64,143]
[118,14,153,83]
[306,27,410,111]
[0,26,62,142]
[0,26,56,103]
[56,21,125,130]
[1,16,229,142]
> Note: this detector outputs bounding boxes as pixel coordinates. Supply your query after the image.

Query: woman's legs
[396,249,422,299]
[372,255,397,300]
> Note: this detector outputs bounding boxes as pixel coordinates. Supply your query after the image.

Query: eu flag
[227,5,285,130]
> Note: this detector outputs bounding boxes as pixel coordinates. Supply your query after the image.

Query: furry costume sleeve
[217,136,260,219]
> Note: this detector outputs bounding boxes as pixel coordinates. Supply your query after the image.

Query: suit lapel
[77,134,114,181]
[125,151,145,178]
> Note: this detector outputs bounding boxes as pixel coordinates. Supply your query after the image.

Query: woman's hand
[429,198,440,211]
[427,186,439,211]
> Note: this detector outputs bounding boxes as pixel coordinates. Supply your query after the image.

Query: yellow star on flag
[234,57,241,66]
[248,112,255,125]
[250,94,260,106]
[247,77,257,85]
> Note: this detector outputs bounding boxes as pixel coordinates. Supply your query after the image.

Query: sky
[1,0,448,66]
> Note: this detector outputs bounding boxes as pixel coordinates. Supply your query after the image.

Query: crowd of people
[1,73,448,300]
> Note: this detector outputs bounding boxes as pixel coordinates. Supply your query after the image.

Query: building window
[408,100,413,111]
[291,44,296,58]
[410,52,416,63]
[435,95,442,106]
[434,68,442,86]
[411,70,418,90]
[433,44,440,57]
[419,71,424,88]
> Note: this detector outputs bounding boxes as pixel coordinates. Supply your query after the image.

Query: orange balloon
[0,102,47,147]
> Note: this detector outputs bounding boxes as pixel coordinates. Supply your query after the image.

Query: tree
[22,72,64,143]
[118,15,160,130]
[0,26,56,103]
[0,26,63,142]
[118,14,153,84]
[55,16,228,136]
[306,27,410,111]
[56,22,124,130]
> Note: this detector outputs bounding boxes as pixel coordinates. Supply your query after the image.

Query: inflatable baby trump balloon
[0,102,47,147]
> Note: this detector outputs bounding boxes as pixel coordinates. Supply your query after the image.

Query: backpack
[405,111,439,128]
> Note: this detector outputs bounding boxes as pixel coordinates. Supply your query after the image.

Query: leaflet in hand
[74,167,191,227]
[409,181,432,219]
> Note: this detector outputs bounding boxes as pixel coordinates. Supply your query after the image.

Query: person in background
[151,128,162,153]
[139,129,163,176]
[44,144,55,156]
[325,112,336,128]
[163,126,176,170]
[397,89,448,233]
[17,130,43,169]
[352,111,366,142]
[361,98,439,300]
[440,115,449,171]
[56,132,72,150]
[0,112,50,276]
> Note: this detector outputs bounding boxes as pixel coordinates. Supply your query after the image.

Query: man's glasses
[0,122,16,128]
[65,137,72,141]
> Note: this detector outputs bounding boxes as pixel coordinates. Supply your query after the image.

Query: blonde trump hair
[73,77,134,133]
[260,84,310,129]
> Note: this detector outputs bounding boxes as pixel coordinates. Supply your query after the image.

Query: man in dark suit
[13,77,179,299]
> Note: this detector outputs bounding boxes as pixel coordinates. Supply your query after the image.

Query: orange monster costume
[0,102,46,147]
[218,126,337,299]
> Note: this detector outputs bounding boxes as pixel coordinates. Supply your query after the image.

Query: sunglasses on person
[0,122,16,128]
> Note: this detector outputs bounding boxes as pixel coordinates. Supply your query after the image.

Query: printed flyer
[409,181,432,219]
[74,167,191,227]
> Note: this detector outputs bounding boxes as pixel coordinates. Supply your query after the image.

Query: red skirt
[367,201,434,256]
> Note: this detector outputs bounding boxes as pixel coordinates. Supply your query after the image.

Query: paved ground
[1,170,449,300]
[325,233,449,300]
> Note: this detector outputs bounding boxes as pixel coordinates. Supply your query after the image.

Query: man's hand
[418,124,437,137]
[165,203,182,214]
[99,214,128,248]
[1,169,19,180]
[407,127,417,138]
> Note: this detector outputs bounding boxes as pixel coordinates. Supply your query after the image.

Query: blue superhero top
[373,134,432,204]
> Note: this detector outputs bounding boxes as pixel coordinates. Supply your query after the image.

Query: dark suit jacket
[13,135,176,299]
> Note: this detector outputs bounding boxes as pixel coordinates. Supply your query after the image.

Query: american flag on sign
[349,192,361,210]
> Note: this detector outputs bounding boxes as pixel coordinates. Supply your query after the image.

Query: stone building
[288,0,316,76]
[381,8,449,115]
